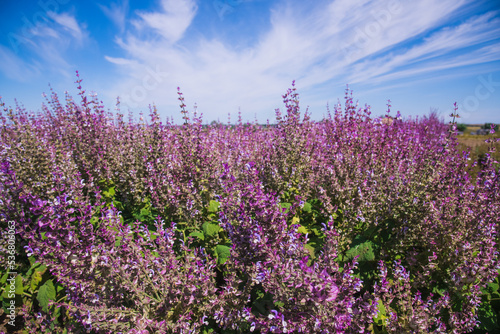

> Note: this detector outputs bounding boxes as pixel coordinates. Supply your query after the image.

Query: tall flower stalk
[0,78,498,333]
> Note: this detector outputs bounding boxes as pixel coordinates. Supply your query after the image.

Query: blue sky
[0,0,499,124]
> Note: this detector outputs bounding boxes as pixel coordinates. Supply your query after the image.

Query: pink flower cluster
[0,78,498,333]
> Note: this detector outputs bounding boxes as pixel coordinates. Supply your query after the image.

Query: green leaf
[208,200,220,213]
[311,228,321,236]
[274,301,284,308]
[280,202,292,213]
[113,199,124,211]
[215,245,231,265]
[30,271,43,292]
[432,285,447,297]
[14,275,23,295]
[35,263,47,274]
[487,280,500,294]
[53,306,62,325]
[202,222,220,238]
[297,225,309,234]
[90,216,100,228]
[0,272,7,285]
[302,202,312,213]
[37,280,56,312]
[346,240,375,262]
[140,207,151,217]
[102,186,115,198]
[56,284,65,294]
[373,301,387,326]
[189,231,205,241]
[304,244,316,259]
[477,300,500,331]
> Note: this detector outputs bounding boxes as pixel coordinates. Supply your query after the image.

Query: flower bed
[0,78,499,333]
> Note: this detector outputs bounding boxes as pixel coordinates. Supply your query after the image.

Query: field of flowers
[0,77,499,333]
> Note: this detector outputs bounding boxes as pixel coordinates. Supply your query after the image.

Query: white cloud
[0,11,90,83]
[48,12,86,43]
[135,0,197,44]
[358,43,500,85]
[103,0,500,121]
[29,25,60,39]
[346,12,500,84]
[105,55,138,66]
[99,0,129,33]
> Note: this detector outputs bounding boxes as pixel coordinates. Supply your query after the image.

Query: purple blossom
[0,81,498,333]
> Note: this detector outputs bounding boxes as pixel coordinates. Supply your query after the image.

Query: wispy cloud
[47,12,87,43]
[0,11,90,82]
[347,12,500,84]
[358,44,500,87]
[29,25,60,39]
[100,0,500,120]
[99,0,129,33]
[135,0,197,44]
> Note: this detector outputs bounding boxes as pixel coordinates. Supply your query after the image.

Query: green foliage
[96,178,162,231]
[0,256,67,328]
[215,245,231,265]
[372,301,389,334]
[280,202,292,214]
[251,286,275,316]
[477,272,500,332]
[482,123,499,131]
[345,239,376,262]
[208,200,220,213]
[345,234,380,285]
[180,200,233,268]
[290,199,329,265]
[477,301,499,332]
[189,231,205,241]
[203,222,222,238]
[37,280,56,312]
[456,123,467,132]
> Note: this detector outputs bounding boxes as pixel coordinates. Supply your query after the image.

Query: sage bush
[0,76,499,333]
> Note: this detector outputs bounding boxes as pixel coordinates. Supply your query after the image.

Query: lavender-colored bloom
[0,81,498,333]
